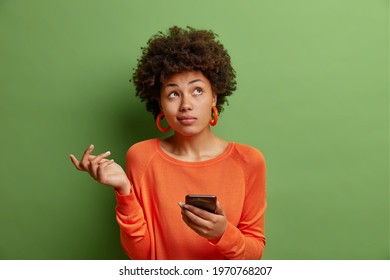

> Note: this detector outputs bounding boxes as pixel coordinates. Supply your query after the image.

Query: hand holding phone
[181,194,227,241]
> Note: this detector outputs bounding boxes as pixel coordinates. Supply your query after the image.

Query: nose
[180,94,192,111]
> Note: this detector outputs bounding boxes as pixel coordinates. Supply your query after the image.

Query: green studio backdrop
[0,0,388,259]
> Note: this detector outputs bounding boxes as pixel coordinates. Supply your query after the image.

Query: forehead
[162,71,210,87]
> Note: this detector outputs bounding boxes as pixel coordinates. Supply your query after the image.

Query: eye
[193,88,203,95]
[168,92,179,99]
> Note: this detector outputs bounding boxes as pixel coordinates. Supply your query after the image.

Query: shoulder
[126,138,158,166]
[231,142,266,166]
[125,139,160,177]
[127,138,157,154]
[230,143,266,192]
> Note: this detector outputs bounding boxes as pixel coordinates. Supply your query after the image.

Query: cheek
[204,107,212,120]
[159,98,169,112]
[201,100,213,116]
[161,101,173,112]
[161,103,177,120]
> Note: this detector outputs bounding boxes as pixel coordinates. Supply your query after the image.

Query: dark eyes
[167,88,203,99]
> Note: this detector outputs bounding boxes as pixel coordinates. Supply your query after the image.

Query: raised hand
[69,144,130,195]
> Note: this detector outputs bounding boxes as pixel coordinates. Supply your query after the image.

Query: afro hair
[132,26,236,119]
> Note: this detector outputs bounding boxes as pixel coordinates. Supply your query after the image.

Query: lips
[177,115,197,125]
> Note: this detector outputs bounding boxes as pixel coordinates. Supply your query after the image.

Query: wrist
[208,235,222,244]
[115,181,131,195]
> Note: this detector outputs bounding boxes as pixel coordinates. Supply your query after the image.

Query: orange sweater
[116,139,266,260]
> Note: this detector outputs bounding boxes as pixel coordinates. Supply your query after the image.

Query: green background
[0,0,388,259]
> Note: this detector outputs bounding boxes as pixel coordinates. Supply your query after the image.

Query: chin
[173,126,209,137]
[175,130,199,137]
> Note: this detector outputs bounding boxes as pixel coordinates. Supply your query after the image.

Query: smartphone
[185,194,217,213]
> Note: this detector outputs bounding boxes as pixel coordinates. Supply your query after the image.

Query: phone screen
[185,194,217,213]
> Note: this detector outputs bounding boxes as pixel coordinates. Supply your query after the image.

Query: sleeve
[212,149,266,259]
[115,145,151,260]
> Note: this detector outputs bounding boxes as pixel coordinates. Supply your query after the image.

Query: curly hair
[132,26,236,119]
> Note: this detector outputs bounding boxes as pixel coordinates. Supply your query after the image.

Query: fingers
[98,159,114,169]
[215,201,225,216]
[179,200,227,240]
[182,204,214,220]
[180,210,205,237]
[69,154,82,170]
[70,145,112,177]
[79,144,95,171]
[180,204,214,231]
[90,151,111,177]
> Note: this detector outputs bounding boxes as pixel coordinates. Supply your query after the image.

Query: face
[160,71,216,136]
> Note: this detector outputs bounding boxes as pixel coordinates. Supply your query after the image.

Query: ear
[156,97,163,112]
[212,93,217,106]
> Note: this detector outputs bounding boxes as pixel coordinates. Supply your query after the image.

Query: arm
[115,147,152,259]
[116,190,151,259]
[70,144,151,259]
[180,150,266,259]
[213,152,266,259]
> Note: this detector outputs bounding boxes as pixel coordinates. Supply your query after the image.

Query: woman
[70,26,266,260]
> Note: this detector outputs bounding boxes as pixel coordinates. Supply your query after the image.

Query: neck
[163,128,225,162]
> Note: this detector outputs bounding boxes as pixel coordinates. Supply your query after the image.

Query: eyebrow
[165,79,204,87]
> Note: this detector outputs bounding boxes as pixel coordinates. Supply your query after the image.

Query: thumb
[215,200,225,216]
